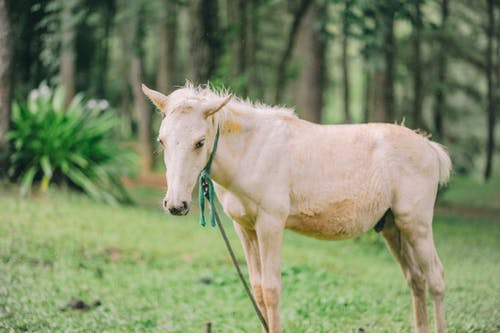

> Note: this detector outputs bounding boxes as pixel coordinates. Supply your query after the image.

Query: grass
[438,174,500,211]
[1,184,499,332]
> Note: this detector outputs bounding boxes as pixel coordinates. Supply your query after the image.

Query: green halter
[198,126,220,227]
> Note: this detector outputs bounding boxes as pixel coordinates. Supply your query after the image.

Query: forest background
[0,0,498,183]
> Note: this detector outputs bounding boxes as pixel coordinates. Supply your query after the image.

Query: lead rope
[198,126,270,333]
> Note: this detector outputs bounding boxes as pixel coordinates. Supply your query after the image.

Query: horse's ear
[142,84,168,111]
[204,94,234,118]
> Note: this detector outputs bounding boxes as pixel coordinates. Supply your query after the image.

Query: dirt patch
[28,258,53,268]
[105,247,122,262]
[61,298,101,312]
[122,172,166,189]
[198,277,213,285]
[182,254,193,263]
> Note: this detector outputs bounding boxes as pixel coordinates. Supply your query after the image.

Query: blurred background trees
[0,0,12,161]
[0,0,498,190]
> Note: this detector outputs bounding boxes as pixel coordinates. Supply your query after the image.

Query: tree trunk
[226,0,237,67]
[367,9,395,123]
[293,2,326,123]
[363,68,372,123]
[131,57,153,174]
[116,0,134,138]
[247,0,259,97]
[187,0,221,83]
[496,1,500,131]
[133,7,153,174]
[0,0,12,155]
[157,0,178,94]
[341,1,352,123]
[484,0,496,180]
[412,0,424,128]
[60,0,78,108]
[274,0,312,104]
[383,11,395,122]
[369,70,386,122]
[95,1,114,97]
[365,12,392,123]
[434,0,449,140]
[227,0,248,95]
[121,1,153,174]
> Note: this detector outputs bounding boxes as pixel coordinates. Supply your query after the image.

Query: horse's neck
[210,106,271,188]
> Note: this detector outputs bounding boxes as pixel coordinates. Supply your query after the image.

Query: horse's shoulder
[216,186,257,226]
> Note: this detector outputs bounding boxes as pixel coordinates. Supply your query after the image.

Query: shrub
[6,83,132,204]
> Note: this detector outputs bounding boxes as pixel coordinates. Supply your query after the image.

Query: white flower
[98,99,110,110]
[29,89,40,101]
[39,83,50,98]
[87,99,98,109]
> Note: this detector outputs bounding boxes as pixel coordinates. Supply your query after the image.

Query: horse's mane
[179,81,297,118]
[395,118,432,139]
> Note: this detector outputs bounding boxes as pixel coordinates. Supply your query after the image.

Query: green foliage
[6,83,132,204]
[6,0,499,180]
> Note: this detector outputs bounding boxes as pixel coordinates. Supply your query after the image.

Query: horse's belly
[286,215,368,240]
[286,199,383,240]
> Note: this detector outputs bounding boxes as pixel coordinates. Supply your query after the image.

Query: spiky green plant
[6,83,132,204]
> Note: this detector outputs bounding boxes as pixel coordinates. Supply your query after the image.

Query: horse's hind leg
[397,212,446,333]
[381,215,429,333]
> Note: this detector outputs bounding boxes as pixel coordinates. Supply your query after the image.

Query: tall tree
[412,0,424,129]
[227,0,248,95]
[131,4,153,174]
[116,1,134,138]
[484,0,496,180]
[157,0,178,94]
[341,0,352,123]
[60,0,79,107]
[369,69,387,122]
[0,0,12,156]
[94,0,115,97]
[363,69,372,123]
[383,5,396,123]
[274,0,312,104]
[433,0,449,140]
[246,0,259,97]
[117,0,153,174]
[187,0,221,83]
[293,1,327,123]
[362,2,397,123]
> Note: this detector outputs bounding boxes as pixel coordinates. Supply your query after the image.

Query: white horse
[142,83,451,333]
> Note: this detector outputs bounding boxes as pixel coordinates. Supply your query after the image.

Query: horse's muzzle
[168,201,189,216]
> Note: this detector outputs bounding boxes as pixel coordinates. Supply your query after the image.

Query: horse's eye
[194,139,205,149]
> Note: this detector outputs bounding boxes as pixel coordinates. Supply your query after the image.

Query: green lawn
[439,174,500,211]
[1,185,499,333]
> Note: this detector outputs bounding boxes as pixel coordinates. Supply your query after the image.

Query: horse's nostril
[169,206,179,215]
[163,199,168,209]
[168,202,189,216]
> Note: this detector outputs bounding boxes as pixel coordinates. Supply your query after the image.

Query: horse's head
[142,84,232,216]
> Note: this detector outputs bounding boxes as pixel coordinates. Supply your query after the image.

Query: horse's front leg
[256,212,285,333]
[232,222,268,332]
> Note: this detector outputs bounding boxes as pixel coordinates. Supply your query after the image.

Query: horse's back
[288,122,442,188]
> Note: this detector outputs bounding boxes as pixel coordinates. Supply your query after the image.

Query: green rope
[196,125,270,332]
[198,126,220,227]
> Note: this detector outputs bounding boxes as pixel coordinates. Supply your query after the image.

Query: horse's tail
[429,141,452,186]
